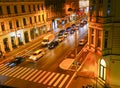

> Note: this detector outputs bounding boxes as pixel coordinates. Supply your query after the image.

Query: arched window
[99,59,106,80]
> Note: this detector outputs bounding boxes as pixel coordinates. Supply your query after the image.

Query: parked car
[57,36,65,42]
[70,29,75,34]
[29,49,45,61]
[5,56,25,67]
[63,32,69,38]
[78,39,87,46]
[48,41,58,49]
[58,30,65,36]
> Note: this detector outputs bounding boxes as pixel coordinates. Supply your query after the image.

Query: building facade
[0,0,47,54]
[88,0,120,87]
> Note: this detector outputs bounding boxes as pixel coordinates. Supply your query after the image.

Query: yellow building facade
[0,1,47,53]
[88,0,120,87]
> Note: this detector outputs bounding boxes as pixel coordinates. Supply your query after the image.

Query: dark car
[48,41,58,49]
[58,30,65,36]
[5,56,25,67]
[65,27,71,32]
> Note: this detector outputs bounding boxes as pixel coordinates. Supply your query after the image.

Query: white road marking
[38,71,51,83]
[48,73,60,86]
[58,75,70,88]
[34,71,46,82]
[53,74,65,87]
[29,70,42,81]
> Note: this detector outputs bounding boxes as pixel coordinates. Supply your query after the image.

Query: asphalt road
[0,24,88,88]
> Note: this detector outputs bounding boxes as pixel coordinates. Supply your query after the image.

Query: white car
[78,39,86,45]
[63,32,68,38]
[29,49,45,61]
[57,36,65,42]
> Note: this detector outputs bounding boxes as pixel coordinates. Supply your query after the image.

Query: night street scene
[0,0,120,88]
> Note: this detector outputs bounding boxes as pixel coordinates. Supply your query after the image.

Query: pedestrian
[2,52,5,59]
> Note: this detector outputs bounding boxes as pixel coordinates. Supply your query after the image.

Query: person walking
[2,52,6,59]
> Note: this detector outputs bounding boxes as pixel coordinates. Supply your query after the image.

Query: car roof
[34,49,44,53]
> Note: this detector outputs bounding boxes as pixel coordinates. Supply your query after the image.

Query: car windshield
[43,39,48,42]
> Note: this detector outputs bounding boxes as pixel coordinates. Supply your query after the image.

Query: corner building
[88,0,120,87]
[0,0,47,53]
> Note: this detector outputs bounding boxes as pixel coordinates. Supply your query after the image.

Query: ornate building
[88,0,120,87]
[0,0,47,54]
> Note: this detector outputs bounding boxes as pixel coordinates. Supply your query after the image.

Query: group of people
[0,51,5,59]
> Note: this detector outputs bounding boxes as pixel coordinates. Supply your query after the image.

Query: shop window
[99,59,106,80]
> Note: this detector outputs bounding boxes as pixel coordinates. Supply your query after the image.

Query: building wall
[0,1,47,53]
[88,0,120,87]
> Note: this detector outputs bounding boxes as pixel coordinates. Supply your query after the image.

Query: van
[41,34,55,46]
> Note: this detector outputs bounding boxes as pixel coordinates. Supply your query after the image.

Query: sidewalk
[0,32,52,64]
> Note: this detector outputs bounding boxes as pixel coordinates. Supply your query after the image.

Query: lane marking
[53,74,65,87]
[34,71,46,82]
[5,67,20,76]
[58,75,70,88]
[16,68,31,78]
[24,69,38,80]
[38,71,51,83]
[29,70,42,81]
[21,69,34,79]
[9,67,24,77]
[48,73,60,86]
[13,67,27,77]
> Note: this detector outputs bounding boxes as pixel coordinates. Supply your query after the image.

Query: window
[21,5,25,13]
[99,59,106,80]
[33,4,36,11]
[91,28,94,34]
[29,17,32,24]
[16,20,19,27]
[91,36,94,44]
[37,4,40,11]
[23,18,26,26]
[41,4,44,10]
[34,16,36,23]
[97,38,101,47]
[14,5,18,14]
[6,6,11,14]
[9,21,12,29]
[107,5,111,16]
[38,15,41,22]
[99,0,103,4]
[1,22,5,31]
[104,38,108,48]
[105,31,108,37]
[28,5,31,12]
[0,6,3,15]
[42,14,44,21]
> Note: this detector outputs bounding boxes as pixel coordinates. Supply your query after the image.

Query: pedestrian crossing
[0,64,71,88]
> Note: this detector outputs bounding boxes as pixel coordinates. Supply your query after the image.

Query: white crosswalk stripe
[0,65,71,87]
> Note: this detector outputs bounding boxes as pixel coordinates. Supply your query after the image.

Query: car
[58,30,65,36]
[57,36,65,42]
[70,29,75,34]
[78,39,87,45]
[5,56,25,67]
[29,49,45,61]
[48,41,58,49]
[63,32,68,38]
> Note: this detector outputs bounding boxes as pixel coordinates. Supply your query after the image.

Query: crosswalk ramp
[0,64,71,88]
